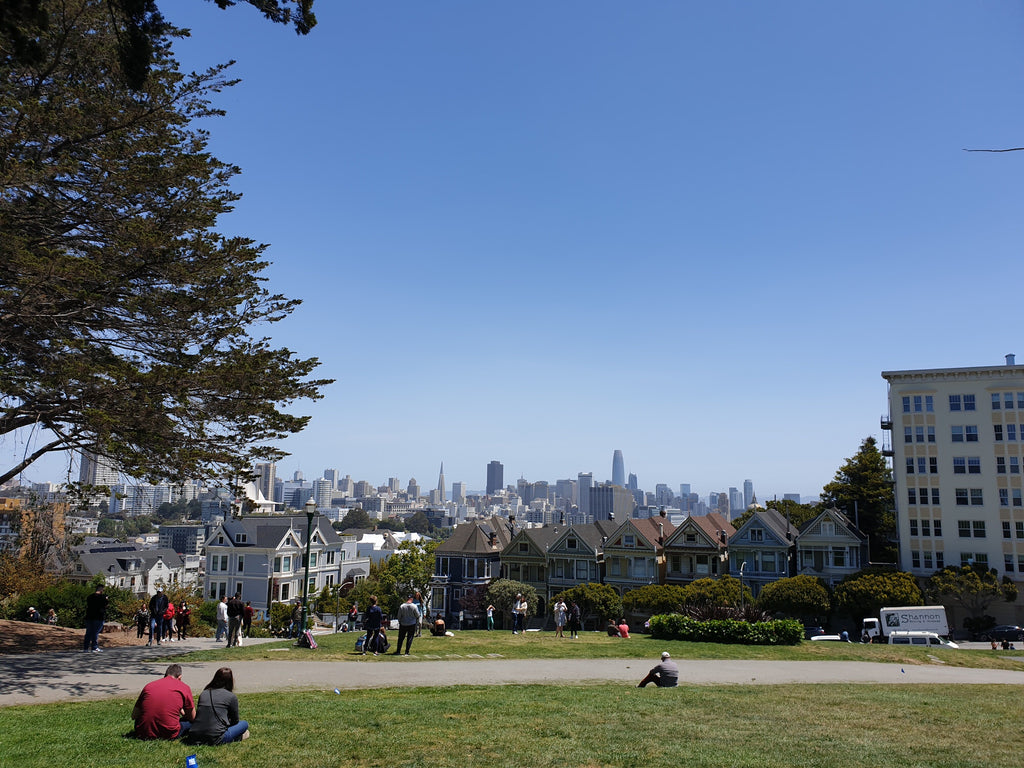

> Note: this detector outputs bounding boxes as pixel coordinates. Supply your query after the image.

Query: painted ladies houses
[795,507,868,588]
[430,515,515,627]
[664,512,734,584]
[602,514,676,595]
[499,525,561,619]
[728,507,796,597]
[545,520,617,602]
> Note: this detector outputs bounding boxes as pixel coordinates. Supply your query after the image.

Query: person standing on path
[226,592,244,648]
[242,601,253,638]
[637,651,679,688]
[215,595,229,642]
[148,587,168,647]
[132,663,195,740]
[83,584,108,652]
[347,602,359,633]
[393,596,422,655]
[135,603,149,640]
[362,595,383,655]
[486,604,495,631]
[177,601,191,640]
[553,599,567,638]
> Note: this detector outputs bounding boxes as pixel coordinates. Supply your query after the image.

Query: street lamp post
[738,561,747,613]
[299,497,316,644]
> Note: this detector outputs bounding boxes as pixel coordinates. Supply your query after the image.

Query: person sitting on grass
[132,664,195,740]
[187,667,249,745]
[637,651,679,688]
[617,619,630,638]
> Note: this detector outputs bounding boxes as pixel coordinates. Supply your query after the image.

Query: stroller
[355,631,389,654]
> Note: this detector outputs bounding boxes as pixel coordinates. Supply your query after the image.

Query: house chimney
[719,530,726,544]
[659,506,666,518]
[1007,353,1016,366]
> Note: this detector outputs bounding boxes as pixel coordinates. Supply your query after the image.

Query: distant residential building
[500,526,561,621]
[602,515,675,594]
[664,513,733,584]
[728,507,796,597]
[795,508,867,588]
[70,546,187,595]
[430,515,514,625]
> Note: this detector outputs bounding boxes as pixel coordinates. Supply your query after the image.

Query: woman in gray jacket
[188,667,249,745]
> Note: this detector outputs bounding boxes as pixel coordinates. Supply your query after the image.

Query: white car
[888,630,959,649]
[810,634,850,642]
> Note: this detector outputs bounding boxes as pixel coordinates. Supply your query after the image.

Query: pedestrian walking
[393,595,422,655]
[83,584,108,652]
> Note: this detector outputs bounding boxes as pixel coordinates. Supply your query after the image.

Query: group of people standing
[552,598,582,639]
[132,664,249,746]
[139,587,191,646]
[215,593,254,646]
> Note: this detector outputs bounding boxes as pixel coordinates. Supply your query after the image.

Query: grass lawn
[1,683,1018,768]
[175,629,1024,671]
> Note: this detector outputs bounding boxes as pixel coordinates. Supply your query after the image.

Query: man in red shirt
[132,664,196,739]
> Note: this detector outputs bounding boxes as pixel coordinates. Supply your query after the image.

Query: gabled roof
[502,526,562,558]
[547,520,617,556]
[732,507,794,547]
[797,507,867,542]
[76,547,184,577]
[209,515,341,549]
[665,513,735,549]
[436,515,515,556]
[604,516,676,550]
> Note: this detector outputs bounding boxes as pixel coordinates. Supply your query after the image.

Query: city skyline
[3,3,1023,501]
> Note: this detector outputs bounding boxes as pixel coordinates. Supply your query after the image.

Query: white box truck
[861,606,949,642]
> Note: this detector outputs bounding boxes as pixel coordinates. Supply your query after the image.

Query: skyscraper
[407,478,420,499]
[612,450,625,487]
[743,479,754,509]
[79,450,119,487]
[627,473,638,491]
[451,481,467,505]
[254,462,276,502]
[590,483,636,521]
[577,472,593,520]
[437,462,446,503]
[486,460,503,495]
[323,468,338,489]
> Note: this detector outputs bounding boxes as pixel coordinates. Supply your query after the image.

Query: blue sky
[9,2,1024,500]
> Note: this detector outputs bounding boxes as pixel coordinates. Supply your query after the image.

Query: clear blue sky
[9,1,1024,500]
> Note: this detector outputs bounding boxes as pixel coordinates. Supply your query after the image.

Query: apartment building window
[1008,424,1018,441]
[921,519,931,536]
[964,394,975,411]
[910,519,919,536]
[1005,554,1015,572]
[1006,393,1015,409]
[931,488,941,505]
[1012,457,1020,474]
[992,393,1001,410]
[1015,489,1023,507]
[953,457,966,474]
[1017,521,1024,539]
[1019,555,1024,572]
[958,520,971,537]
[966,426,978,442]
[917,457,927,474]
[1003,521,1012,539]
[952,426,963,442]
[911,550,921,568]
[968,457,981,474]
[927,395,934,412]
[915,426,925,443]
[906,458,915,474]
[933,519,942,536]
[928,426,936,443]
[971,489,984,505]
[903,396,911,413]
[995,425,1004,441]
[949,395,961,411]
[1019,392,1024,408]
[908,489,917,505]
[923,551,933,569]
[914,396,923,412]
[904,427,912,444]
[1000,489,1009,507]
[997,457,1006,474]
[237,556,244,573]
[956,489,969,506]
[936,551,945,569]
[930,457,938,474]
[973,520,986,537]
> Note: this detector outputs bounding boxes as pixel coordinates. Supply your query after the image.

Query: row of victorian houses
[430,506,868,627]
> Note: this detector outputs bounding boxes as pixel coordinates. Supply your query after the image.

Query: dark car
[982,625,1024,642]
[803,626,826,640]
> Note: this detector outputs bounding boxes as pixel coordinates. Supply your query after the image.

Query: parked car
[888,631,959,649]
[810,634,850,642]
[981,625,1024,642]
[803,626,825,640]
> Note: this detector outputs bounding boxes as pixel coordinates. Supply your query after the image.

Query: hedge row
[649,613,802,645]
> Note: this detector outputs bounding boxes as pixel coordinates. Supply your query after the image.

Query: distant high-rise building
[655,484,674,507]
[254,462,276,501]
[717,493,730,518]
[312,478,333,510]
[555,479,576,506]
[729,487,744,518]
[293,470,304,482]
[680,483,691,499]
[627,473,638,491]
[452,481,467,504]
[612,450,625,487]
[577,472,593,520]
[338,475,354,496]
[437,462,446,503]
[353,480,373,497]
[783,493,801,504]
[591,483,636,521]
[486,460,504,496]
[388,477,401,493]
[407,478,420,499]
[323,468,339,489]
[743,479,754,509]
[79,450,119,487]
[517,478,530,503]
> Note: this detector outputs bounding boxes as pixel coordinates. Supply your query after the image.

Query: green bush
[649,613,802,645]
[6,582,136,627]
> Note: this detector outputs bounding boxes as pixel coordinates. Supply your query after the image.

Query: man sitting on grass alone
[637,651,679,688]
[132,664,195,739]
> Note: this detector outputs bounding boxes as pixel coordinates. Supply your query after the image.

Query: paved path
[4,637,1024,707]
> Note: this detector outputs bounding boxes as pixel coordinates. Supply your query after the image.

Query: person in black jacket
[83,585,108,652]
[362,595,383,655]
[148,587,168,647]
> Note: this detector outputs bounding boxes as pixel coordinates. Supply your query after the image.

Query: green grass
[173,629,1024,671]
[1,683,1019,768]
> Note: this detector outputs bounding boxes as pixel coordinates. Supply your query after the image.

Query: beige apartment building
[882,355,1024,585]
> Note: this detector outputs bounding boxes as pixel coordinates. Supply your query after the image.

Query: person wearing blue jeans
[148,587,168,647]
[188,667,250,745]
[83,584,108,652]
